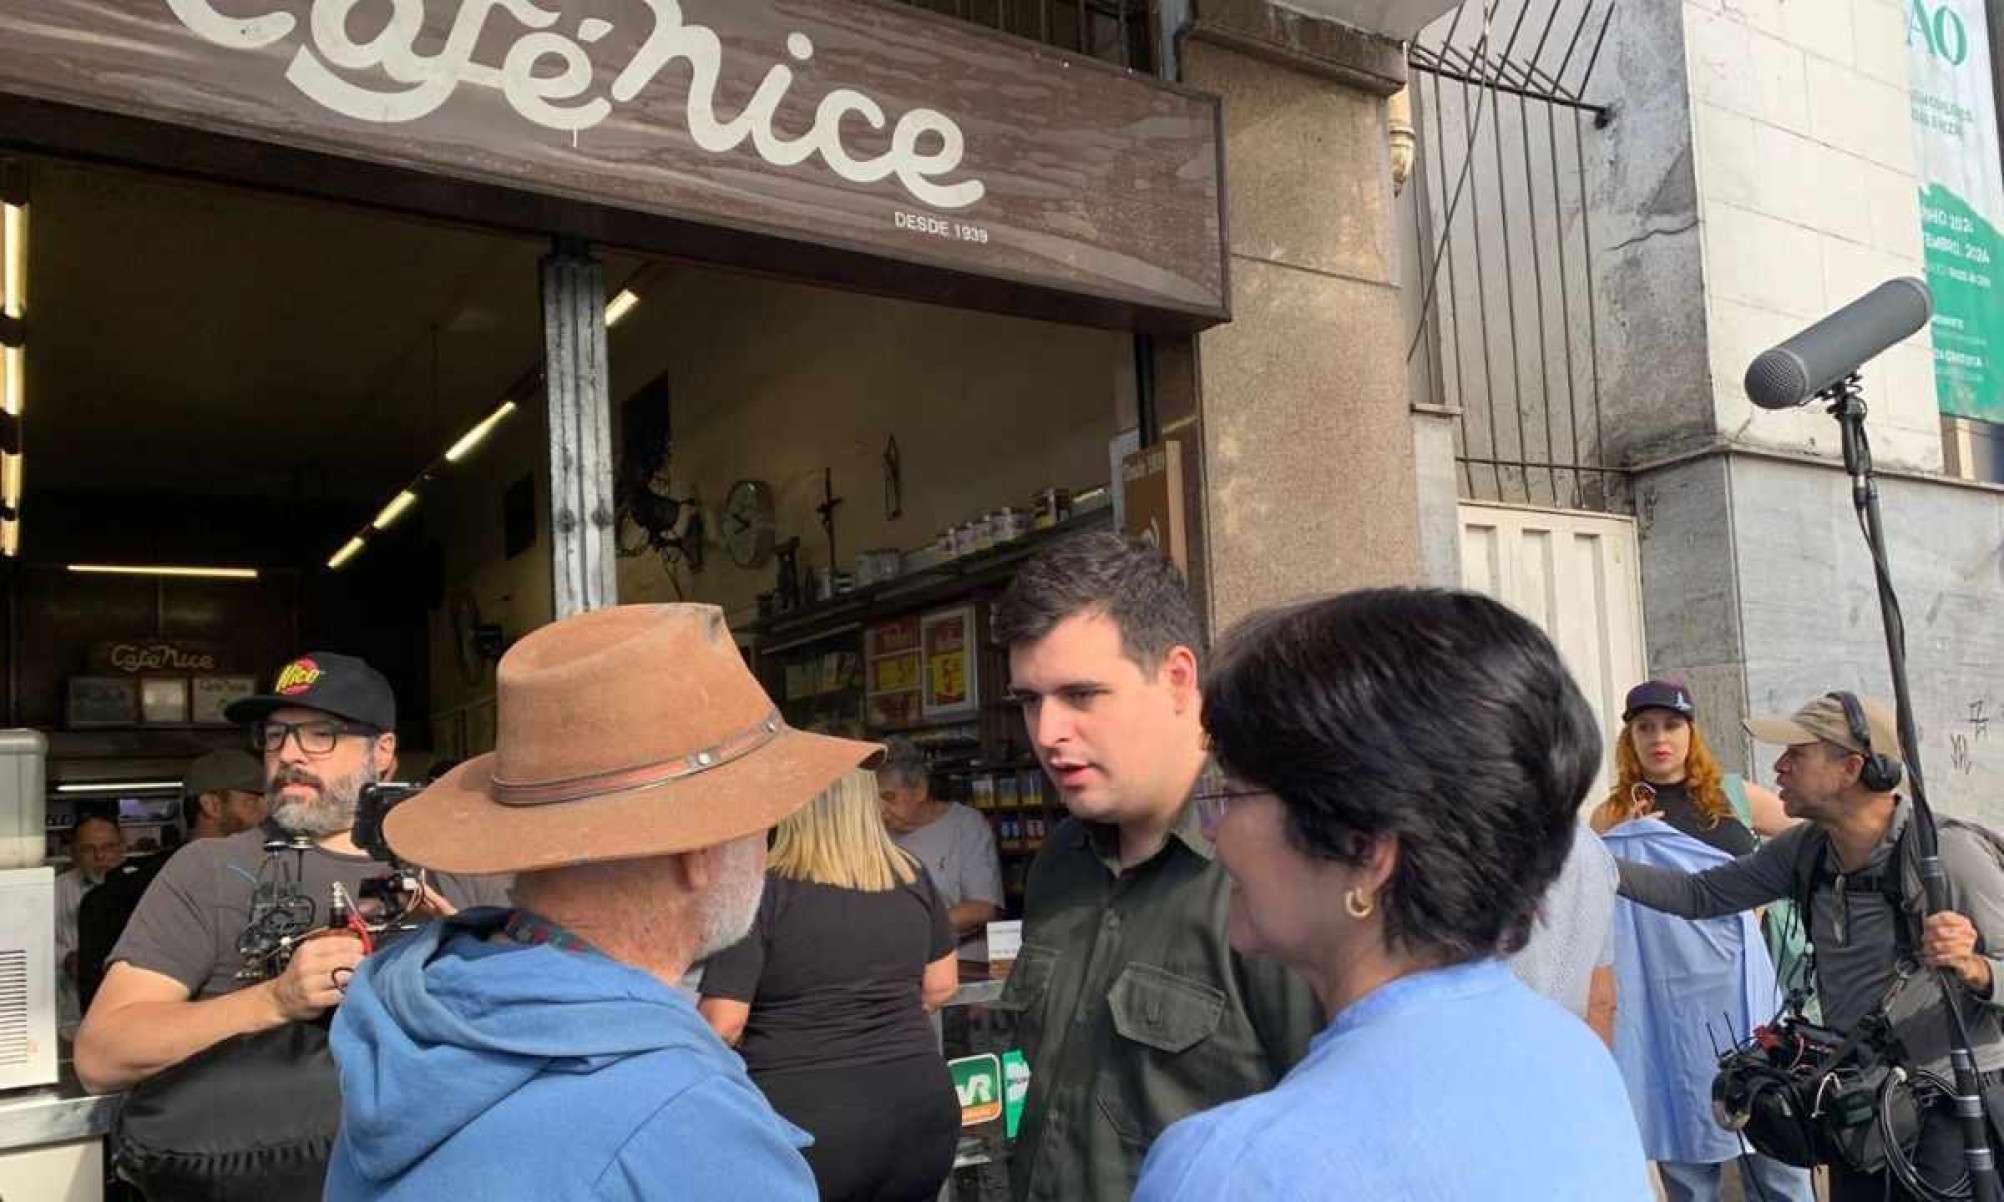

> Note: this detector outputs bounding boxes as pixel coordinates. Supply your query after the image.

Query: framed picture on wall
[66,676,139,728]
[920,606,979,720]
[190,675,256,726]
[140,677,190,725]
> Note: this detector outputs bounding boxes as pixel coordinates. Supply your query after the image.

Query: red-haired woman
[1594,680,1809,1202]
[1591,681,1792,849]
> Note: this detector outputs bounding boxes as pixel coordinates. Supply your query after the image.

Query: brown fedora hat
[386,604,881,875]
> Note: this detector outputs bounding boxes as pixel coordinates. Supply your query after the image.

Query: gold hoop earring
[1344,888,1374,919]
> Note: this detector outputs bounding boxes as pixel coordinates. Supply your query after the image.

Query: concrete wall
[1682,0,1941,471]
[1183,36,1427,630]
[1427,0,1938,474]
[1642,452,2004,821]
[1584,0,1714,467]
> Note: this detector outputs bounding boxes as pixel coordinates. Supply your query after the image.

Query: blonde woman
[699,769,960,1202]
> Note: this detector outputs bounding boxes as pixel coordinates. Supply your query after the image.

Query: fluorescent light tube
[67,564,259,580]
[57,780,181,794]
[1,344,20,416]
[2,201,22,320]
[605,289,640,328]
[443,401,517,463]
[371,489,419,531]
[327,536,366,570]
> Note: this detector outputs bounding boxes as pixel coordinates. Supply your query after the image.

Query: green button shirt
[999,802,1321,1202]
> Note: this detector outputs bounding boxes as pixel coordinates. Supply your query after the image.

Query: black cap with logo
[1621,679,1695,724]
[223,652,397,732]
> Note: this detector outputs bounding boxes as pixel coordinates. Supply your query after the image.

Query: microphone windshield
[1743,278,1932,409]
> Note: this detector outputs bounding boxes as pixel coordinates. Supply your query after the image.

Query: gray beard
[270,761,374,838]
[693,836,766,960]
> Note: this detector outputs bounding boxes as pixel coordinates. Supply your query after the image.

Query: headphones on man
[1825,691,1904,793]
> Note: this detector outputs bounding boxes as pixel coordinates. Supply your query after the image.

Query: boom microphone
[1743,278,1933,409]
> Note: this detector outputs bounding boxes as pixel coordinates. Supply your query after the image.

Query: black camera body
[354,781,421,864]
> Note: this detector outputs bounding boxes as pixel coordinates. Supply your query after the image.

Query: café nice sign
[164,0,986,210]
[0,0,1225,323]
[95,641,221,674]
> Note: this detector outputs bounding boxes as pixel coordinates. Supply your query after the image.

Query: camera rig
[1714,965,1987,1199]
[234,782,427,982]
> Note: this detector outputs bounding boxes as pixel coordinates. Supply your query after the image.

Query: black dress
[701,867,960,1202]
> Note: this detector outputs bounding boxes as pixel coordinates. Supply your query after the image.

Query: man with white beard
[322,605,876,1201]
[75,652,509,1094]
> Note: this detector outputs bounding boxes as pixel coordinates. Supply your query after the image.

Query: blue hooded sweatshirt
[326,909,816,1202]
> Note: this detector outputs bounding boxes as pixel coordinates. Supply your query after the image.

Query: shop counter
[0,1065,116,1200]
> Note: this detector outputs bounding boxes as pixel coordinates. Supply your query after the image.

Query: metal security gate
[1458,501,1646,807]
[1403,0,1628,515]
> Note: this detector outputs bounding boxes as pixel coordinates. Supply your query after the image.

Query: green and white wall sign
[1909,0,2004,422]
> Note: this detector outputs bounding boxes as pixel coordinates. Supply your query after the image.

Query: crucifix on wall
[883,436,902,521]
[815,466,843,575]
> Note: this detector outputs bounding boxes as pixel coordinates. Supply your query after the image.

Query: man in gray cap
[181,749,268,841]
[1615,691,2004,1202]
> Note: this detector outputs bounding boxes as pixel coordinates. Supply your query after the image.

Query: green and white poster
[1909,0,2004,421]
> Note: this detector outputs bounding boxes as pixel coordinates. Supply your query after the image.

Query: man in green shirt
[994,532,1320,1202]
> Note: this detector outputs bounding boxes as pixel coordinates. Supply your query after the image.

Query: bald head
[70,816,124,883]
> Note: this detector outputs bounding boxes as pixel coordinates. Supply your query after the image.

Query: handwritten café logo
[163,0,988,210]
[108,643,219,673]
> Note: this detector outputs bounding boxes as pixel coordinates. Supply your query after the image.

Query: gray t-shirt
[1617,799,2004,1077]
[1511,823,1617,1018]
[110,823,512,1000]
[891,803,1003,958]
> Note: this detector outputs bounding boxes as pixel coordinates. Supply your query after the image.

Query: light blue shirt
[1604,818,1782,1164]
[1133,958,1651,1201]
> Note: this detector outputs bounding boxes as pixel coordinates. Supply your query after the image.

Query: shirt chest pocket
[1096,964,1231,1150]
[1106,963,1225,1053]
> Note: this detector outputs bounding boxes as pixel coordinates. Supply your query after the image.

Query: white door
[1458,502,1648,810]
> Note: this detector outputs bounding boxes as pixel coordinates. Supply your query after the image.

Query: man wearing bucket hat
[1615,691,2004,1201]
[325,604,879,1201]
[76,652,509,1095]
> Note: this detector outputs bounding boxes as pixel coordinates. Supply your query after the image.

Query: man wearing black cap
[1615,692,2004,1201]
[75,652,508,1095]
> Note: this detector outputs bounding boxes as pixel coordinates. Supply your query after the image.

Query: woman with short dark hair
[1133,588,1652,1201]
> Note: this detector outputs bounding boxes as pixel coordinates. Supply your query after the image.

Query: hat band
[491,709,786,808]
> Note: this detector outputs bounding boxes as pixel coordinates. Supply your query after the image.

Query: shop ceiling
[26,158,639,506]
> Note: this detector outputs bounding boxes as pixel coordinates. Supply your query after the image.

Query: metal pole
[1831,377,2002,1202]
[540,238,617,618]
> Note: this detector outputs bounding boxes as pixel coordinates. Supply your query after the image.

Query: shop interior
[11,154,1135,913]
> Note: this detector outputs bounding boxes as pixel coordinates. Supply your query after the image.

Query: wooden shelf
[871,713,981,733]
[745,507,1112,645]
[936,757,1038,777]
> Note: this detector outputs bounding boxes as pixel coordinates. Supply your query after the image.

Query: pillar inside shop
[541,239,618,618]
[1181,0,1455,632]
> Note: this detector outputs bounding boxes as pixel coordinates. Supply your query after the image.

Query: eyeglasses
[1193,787,1265,832]
[254,719,379,757]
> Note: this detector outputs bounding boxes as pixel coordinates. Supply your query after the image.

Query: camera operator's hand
[1922,911,1993,995]
[268,931,366,1022]
[406,878,459,921]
